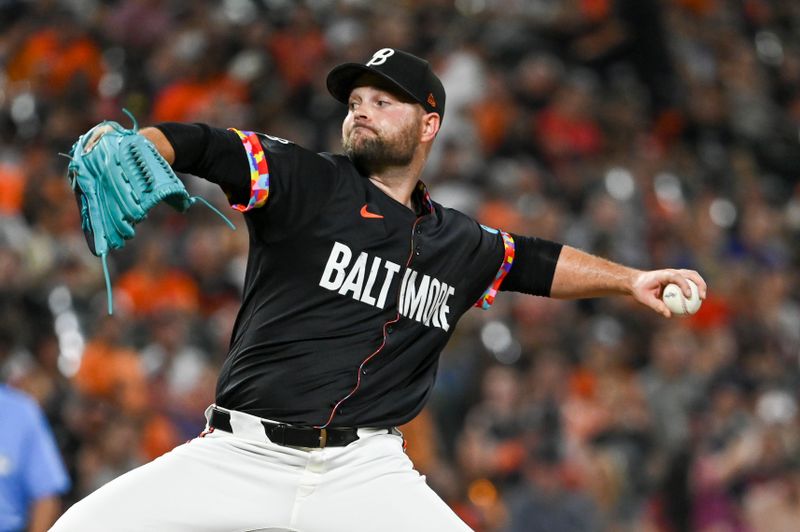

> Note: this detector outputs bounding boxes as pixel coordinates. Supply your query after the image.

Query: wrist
[627,269,645,296]
[140,127,176,165]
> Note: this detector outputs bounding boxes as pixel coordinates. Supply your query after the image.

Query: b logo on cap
[366,48,395,66]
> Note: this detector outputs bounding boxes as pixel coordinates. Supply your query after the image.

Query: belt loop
[319,428,327,448]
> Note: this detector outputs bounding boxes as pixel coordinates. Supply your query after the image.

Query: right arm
[27,496,61,532]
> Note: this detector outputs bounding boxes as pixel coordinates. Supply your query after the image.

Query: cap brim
[326,63,421,107]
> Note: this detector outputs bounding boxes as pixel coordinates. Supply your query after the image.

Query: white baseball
[662,279,702,315]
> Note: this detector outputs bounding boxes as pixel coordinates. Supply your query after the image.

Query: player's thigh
[302,436,473,532]
[347,468,472,532]
[52,434,302,532]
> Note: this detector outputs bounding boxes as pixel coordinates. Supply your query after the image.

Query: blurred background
[1,0,799,530]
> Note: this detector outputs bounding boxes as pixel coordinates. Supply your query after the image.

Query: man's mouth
[352,124,377,135]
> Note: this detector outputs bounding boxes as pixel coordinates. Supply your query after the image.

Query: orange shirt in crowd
[0,163,24,216]
[115,268,200,317]
[7,27,103,94]
[73,340,148,415]
[151,75,249,123]
[472,98,515,156]
[536,106,603,161]
[268,30,327,91]
[140,414,182,461]
[477,199,527,235]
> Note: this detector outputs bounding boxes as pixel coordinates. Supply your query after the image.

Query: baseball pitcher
[52,48,706,531]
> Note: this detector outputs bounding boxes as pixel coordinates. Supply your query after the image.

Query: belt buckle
[319,428,328,448]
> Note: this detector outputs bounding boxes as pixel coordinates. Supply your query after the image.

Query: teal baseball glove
[65,110,235,314]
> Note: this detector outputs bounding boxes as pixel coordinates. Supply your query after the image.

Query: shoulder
[432,202,470,222]
[317,152,351,167]
[232,129,338,171]
[317,152,365,184]
[434,203,498,236]
[248,132,332,164]
[0,385,42,427]
[0,384,36,409]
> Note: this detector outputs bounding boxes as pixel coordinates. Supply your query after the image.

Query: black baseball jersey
[156,123,561,428]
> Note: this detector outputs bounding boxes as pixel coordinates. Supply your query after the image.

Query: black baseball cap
[326,48,446,120]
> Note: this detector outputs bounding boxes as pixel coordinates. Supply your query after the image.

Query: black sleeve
[155,122,250,203]
[500,234,563,297]
[156,122,337,239]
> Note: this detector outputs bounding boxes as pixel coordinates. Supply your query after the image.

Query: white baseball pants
[51,406,472,532]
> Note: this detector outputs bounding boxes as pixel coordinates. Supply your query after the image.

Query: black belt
[209,407,377,448]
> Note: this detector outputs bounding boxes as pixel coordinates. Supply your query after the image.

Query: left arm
[550,245,707,317]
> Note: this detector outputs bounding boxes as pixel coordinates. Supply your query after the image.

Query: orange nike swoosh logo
[360,204,384,219]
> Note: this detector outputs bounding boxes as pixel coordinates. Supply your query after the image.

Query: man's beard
[343,122,419,174]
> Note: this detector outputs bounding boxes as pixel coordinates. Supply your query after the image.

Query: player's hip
[200,404,405,463]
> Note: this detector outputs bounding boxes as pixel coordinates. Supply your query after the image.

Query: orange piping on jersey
[317,217,423,429]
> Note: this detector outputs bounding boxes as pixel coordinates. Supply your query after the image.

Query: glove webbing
[66,109,236,315]
[99,194,234,315]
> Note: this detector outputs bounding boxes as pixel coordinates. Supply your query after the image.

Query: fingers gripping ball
[65,109,235,314]
[662,279,702,315]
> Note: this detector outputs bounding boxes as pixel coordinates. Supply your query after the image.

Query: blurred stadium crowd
[1,0,800,530]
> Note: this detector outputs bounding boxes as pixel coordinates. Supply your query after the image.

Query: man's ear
[420,112,441,143]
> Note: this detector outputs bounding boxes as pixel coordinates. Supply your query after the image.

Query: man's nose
[352,104,372,121]
[353,109,370,122]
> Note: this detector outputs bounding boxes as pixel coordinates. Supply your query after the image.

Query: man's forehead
[348,73,415,102]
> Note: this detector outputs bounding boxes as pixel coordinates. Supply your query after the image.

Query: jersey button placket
[411,219,423,258]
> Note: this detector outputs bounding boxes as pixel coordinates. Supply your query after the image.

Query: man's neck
[368,170,418,210]
[358,145,429,211]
